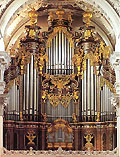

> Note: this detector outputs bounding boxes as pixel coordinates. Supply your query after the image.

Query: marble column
[0,51,10,155]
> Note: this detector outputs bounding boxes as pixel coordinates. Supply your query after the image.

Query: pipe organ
[3,7,116,151]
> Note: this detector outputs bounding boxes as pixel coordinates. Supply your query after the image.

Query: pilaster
[110,51,120,95]
[0,51,10,156]
[110,51,120,156]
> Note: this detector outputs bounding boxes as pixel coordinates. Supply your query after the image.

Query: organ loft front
[3,6,116,151]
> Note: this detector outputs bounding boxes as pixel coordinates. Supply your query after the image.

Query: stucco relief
[107,0,120,16]
[0,0,14,18]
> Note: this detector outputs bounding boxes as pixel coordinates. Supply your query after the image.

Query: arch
[0,0,119,51]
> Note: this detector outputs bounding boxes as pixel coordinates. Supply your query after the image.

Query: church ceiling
[0,0,120,52]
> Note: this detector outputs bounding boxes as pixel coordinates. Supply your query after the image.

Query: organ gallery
[3,6,117,151]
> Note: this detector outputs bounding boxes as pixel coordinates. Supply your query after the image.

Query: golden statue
[72,113,77,123]
[28,8,38,25]
[96,112,100,122]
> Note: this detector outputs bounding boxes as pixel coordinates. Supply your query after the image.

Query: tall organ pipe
[30,55,33,119]
[91,66,94,119]
[26,63,29,116]
[19,75,23,121]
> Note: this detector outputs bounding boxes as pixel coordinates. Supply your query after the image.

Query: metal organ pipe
[82,78,84,120]
[94,74,97,119]
[30,54,33,116]
[87,59,90,118]
[56,32,58,74]
[84,69,86,120]
[50,41,53,75]
[103,86,105,120]
[26,63,29,115]
[54,36,56,74]
[34,68,37,118]
[64,35,66,75]
[13,80,15,114]
[91,66,94,117]
[23,74,26,115]
[15,83,17,118]
[62,32,64,73]
[59,31,61,74]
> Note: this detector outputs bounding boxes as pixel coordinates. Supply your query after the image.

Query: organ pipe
[97,75,100,113]
[23,74,26,114]
[19,75,23,121]
[87,59,90,117]
[91,66,94,115]
[26,63,29,115]
[30,55,33,116]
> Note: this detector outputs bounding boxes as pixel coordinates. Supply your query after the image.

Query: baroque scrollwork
[42,74,78,108]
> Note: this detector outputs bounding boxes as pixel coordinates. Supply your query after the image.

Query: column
[41,126,46,150]
[0,50,10,155]
[73,127,79,150]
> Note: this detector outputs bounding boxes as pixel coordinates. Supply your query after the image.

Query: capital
[0,51,10,69]
[110,51,120,69]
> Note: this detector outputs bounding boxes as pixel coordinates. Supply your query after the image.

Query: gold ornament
[28,8,38,25]
[26,130,36,145]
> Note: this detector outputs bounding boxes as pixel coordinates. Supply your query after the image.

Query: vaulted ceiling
[0,0,120,52]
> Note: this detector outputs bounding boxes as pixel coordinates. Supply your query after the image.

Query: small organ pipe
[59,31,61,74]
[15,83,17,116]
[34,68,37,116]
[82,78,84,119]
[86,60,88,118]
[104,84,107,120]
[103,85,105,120]
[54,37,56,74]
[56,33,58,74]
[62,32,64,72]
[64,35,66,74]
[17,89,19,115]
[94,74,97,117]
[13,80,15,112]
[36,77,39,117]
[23,74,26,113]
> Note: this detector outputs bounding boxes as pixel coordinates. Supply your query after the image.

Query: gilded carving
[72,113,77,123]
[42,113,48,123]
[96,112,100,122]
[42,74,78,108]
[84,134,94,150]
[26,130,36,145]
